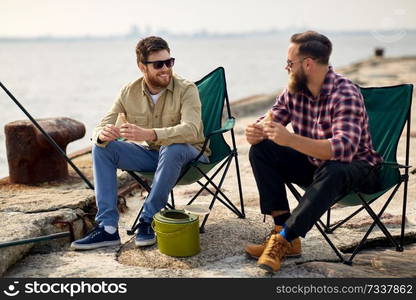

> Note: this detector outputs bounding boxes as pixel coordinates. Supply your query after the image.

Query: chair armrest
[381,161,412,169]
[206,118,235,138]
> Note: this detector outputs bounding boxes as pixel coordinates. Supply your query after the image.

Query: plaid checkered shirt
[265,66,382,167]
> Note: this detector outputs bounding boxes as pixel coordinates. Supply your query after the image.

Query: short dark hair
[136,36,170,65]
[290,31,332,65]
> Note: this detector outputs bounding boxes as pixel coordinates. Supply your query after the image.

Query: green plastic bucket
[152,210,200,257]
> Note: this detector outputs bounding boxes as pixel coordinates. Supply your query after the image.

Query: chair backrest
[195,67,232,163]
[361,84,413,190]
[338,84,413,206]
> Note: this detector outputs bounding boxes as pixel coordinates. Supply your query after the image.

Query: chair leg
[126,172,175,234]
[187,180,213,205]
[317,213,331,233]
[401,105,411,248]
[199,156,233,232]
[286,180,406,264]
[170,190,175,209]
[325,208,332,233]
[329,205,366,233]
[127,194,176,235]
[233,151,245,218]
[401,175,409,248]
[187,156,244,218]
[317,219,327,230]
[287,182,347,263]
[127,171,151,192]
[187,157,230,206]
[187,180,238,215]
[315,222,346,264]
[229,127,245,218]
[127,205,144,235]
[360,196,402,251]
[193,178,243,217]
[345,189,402,261]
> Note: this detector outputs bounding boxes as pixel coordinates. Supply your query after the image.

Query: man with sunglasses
[71,36,210,250]
[245,31,382,272]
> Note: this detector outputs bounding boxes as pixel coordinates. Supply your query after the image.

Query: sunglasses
[286,57,314,69]
[143,57,175,69]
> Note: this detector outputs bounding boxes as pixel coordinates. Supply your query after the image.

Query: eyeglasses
[286,57,314,69]
[143,58,175,69]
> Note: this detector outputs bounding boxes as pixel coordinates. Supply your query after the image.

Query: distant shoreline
[1,29,416,42]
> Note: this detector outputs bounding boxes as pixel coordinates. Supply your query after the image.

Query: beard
[288,67,308,94]
[146,69,172,90]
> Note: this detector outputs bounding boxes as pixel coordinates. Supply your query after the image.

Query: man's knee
[159,144,189,161]
[92,141,132,164]
[248,143,261,162]
[92,143,107,157]
[249,140,288,163]
[92,141,118,156]
[249,140,269,160]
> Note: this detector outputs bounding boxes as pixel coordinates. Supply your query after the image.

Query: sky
[1,0,416,37]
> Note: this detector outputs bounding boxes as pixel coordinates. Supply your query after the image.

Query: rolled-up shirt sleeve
[328,95,364,162]
[92,86,126,147]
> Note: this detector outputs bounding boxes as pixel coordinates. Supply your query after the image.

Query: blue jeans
[92,141,209,226]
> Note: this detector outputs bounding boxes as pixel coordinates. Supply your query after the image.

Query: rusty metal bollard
[4,117,86,184]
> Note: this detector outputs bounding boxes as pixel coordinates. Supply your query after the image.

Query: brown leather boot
[245,225,301,259]
[257,234,290,273]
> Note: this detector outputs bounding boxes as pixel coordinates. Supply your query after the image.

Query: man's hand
[98,124,121,142]
[263,121,293,147]
[120,123,156,142]
[245,123,266,145]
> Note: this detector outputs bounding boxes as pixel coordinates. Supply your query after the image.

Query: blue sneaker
[70,226,121,250]
[135,220,156,247]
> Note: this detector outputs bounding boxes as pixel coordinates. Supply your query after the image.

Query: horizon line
[1,27,416,41]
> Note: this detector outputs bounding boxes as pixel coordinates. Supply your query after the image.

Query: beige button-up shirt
[92,74,211,157]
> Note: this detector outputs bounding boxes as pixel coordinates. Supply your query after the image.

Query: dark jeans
[249,140,380,238]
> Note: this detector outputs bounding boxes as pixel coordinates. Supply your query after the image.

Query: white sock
[104,225,117,234]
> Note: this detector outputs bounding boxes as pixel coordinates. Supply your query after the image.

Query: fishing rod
[0,81,94,190]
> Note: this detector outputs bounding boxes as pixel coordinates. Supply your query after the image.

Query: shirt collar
[299,66,335,100]
[166,76,174,92]
[319,66,336,97]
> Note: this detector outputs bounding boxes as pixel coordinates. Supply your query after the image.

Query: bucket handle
[151,221,195,239]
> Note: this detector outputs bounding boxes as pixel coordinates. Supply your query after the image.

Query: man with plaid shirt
[245,31,382,273]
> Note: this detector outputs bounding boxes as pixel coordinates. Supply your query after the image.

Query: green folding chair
[127,67,245,235]
[286,84,413,264]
